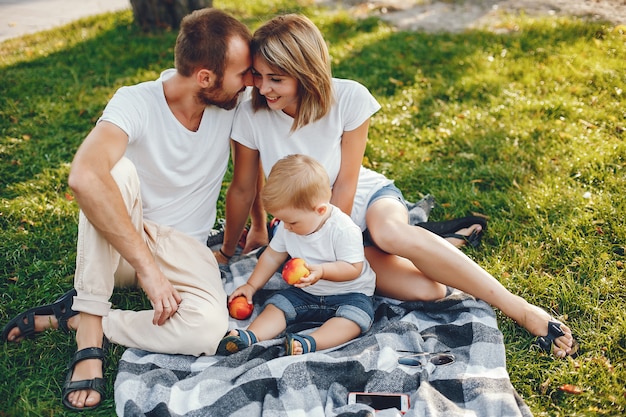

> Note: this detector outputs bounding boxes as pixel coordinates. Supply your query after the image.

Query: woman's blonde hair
[251,14,333,131]
[262,154,332,213]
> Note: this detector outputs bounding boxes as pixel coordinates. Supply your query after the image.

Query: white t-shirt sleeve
[99,85,148,144]
[337,79,382,131]
[231,100,259,151]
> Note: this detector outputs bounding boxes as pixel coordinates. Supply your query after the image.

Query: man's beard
[197,79,241,110]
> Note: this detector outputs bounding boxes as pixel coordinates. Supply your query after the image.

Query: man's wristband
[219,248,233,260]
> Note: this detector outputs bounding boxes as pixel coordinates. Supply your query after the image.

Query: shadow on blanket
[115,250,533,417]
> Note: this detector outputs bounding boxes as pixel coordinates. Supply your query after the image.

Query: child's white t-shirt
[99,69,236,243]
[269,206,376,297]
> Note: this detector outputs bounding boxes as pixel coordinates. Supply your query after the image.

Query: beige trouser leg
[72,157,227,356]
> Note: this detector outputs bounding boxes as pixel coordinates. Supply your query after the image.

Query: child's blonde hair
[262,154,332,214]
[251,14,333,131]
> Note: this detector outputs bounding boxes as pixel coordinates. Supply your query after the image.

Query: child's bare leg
[291,317,361,355]
[237,304,287,342]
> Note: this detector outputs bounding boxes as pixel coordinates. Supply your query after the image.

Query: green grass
[1,1,625,415]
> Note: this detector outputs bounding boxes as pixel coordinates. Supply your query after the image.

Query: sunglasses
[397,350,456,367]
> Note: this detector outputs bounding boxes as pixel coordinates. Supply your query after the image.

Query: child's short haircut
[262,154,332,213]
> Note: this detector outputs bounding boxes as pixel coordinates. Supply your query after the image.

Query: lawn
[1,0,625,415]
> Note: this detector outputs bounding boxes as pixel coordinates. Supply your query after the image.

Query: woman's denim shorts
[362,183,408,247]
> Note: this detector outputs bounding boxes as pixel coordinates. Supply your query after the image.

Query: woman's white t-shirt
[231,78,393,231]
[99,69,236,243]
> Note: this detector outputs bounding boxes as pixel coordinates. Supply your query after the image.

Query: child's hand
[294,263,323,288]
[228,283,256,303]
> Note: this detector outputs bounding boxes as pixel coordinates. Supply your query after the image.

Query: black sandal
[1,288,78,342]
[536,320,580,358]
[417,216,487,247]
[62,347,106,411]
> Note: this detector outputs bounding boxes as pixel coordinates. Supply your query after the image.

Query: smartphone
[347,392,410,413]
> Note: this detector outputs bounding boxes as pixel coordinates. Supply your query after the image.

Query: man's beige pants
[71,158,227,356]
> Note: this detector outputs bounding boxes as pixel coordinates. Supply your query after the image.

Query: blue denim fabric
[265,286,374,333]
[362,183,408,247]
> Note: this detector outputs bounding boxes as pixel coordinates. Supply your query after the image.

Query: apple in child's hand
[282,258,310,285]
[228,296,253,320]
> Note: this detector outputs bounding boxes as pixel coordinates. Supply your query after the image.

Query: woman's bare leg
[365,245,446,301]
[364,199,575,357]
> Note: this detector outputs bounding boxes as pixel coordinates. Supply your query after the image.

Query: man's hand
[137,266,182,326]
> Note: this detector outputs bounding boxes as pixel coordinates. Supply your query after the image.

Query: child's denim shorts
[265,286,375,333]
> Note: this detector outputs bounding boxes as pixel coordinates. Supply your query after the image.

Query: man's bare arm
[68,121,181,325]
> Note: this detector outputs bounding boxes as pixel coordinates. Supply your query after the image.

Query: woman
[217,14,576,358]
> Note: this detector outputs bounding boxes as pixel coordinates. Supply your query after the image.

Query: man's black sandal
[62,347,106,411]
[1,288,78,341]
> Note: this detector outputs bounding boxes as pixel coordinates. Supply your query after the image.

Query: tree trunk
[130,0,214,31]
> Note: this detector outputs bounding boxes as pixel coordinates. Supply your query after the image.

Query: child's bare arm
[229,246,288,302]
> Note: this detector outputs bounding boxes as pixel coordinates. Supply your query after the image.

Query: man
[1,8,265,411]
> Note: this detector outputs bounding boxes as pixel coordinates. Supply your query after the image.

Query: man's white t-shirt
[231,78,393,231]
[99,69,235,243]
[269,206,376,297]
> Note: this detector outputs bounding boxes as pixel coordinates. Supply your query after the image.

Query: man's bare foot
[2,289,79,342]
[5,314,79,342]
[63,314,105,410]
[64,352,104,409]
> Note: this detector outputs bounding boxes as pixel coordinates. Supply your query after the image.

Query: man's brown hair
[175,8,252,78]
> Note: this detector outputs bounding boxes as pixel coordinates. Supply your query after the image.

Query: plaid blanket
[115,249,533,417]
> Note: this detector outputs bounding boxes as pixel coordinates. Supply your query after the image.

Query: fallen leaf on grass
[559,384,583,395]
[579,119,597,129]
[586,355,614,372]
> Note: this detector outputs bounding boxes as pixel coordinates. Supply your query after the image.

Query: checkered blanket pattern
[114,249,532,417]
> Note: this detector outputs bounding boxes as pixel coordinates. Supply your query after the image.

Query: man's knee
[110,157,141,201]
[174,305,228,356]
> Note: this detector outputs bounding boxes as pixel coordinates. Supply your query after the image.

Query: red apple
[281,258,310,285]
[228,296,253,320]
